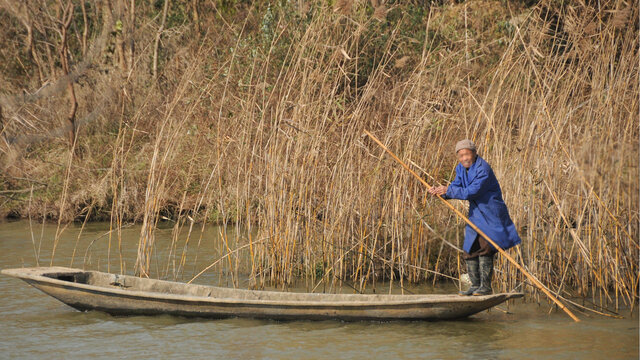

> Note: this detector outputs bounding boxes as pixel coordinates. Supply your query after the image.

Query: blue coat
[444,156,521,253]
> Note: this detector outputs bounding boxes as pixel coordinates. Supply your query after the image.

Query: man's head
[455,139,477,169]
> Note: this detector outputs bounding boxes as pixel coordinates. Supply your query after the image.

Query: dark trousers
[463,234,497,260]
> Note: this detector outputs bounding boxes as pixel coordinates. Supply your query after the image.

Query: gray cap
[455,139,476,153]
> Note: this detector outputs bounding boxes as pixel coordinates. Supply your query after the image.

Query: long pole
[364,130,580,322]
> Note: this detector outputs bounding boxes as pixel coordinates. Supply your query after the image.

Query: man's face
[457,148,476,169]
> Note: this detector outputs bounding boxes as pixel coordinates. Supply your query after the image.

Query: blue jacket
[444,156,521,253]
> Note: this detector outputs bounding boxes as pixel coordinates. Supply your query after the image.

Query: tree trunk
[100,0,114,65]
[114,0,126,71]
[127,0,135,71]
[80,1,88,56]
[191,0,200,35]
[152,0,170,79]
[58,1,77,148]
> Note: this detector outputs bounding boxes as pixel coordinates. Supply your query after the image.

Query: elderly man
[428,139,521,296]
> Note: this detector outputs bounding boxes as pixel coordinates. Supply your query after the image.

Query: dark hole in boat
[44,273,89,284]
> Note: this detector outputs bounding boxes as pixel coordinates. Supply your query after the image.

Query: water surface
[0,220,637,359]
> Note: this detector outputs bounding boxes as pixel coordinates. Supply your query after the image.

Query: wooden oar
[364,130,580,322]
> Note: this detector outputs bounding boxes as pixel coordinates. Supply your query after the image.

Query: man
[428,139,521,296]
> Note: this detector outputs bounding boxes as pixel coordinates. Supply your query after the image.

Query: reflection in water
[0,220,637,359]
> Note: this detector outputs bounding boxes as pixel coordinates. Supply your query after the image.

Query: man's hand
[428,185,447,196]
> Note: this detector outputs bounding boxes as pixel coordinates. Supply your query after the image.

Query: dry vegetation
[0,0,637,312]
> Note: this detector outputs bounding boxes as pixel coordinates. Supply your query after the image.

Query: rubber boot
[473,255,494,296]
[459,258,480,296]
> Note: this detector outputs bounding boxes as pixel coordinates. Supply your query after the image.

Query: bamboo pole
[364,130,581,322]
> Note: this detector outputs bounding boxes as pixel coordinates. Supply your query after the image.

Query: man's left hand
[428,186,447,196]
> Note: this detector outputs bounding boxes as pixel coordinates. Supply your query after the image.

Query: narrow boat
[2,267,523,321]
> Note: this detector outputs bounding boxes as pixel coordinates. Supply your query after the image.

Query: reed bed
[0,0,637,312]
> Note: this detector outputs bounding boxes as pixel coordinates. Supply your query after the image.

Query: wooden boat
[2,267,523,321]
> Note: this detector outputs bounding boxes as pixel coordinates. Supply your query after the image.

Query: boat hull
[2,267,523,321]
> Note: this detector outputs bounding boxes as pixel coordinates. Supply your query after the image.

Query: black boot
[473,255,494,296]
[459,258,480,296]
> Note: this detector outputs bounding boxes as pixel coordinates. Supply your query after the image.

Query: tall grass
[0,0,637,311]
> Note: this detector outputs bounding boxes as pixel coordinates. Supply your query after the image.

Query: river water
[0,220,637,359]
